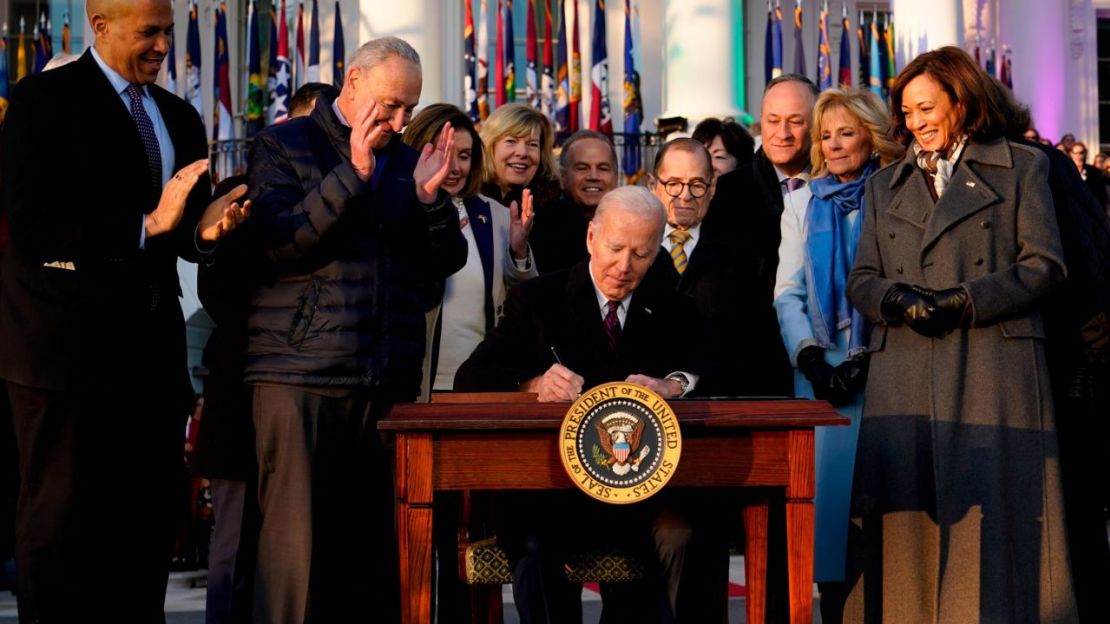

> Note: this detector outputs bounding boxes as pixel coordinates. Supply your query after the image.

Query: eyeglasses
[659,179,710,199]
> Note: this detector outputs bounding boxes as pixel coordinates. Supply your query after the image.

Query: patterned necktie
[668,229,692,274]
[784,177,806,193]
[603,300,622,352]
[125,84,163,193]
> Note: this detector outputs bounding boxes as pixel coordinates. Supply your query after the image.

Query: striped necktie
[125,84,163,194]
[668,229,692,274]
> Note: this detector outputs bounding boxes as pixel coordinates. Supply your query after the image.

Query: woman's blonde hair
[809,87,904,173]
[478,103,558,192]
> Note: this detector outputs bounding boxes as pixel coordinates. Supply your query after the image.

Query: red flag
[541,0,555,118]
[569,0,582,132]
[526,0,539,107]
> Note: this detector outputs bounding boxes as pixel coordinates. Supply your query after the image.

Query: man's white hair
[593,186,667,246]
[347,36,421,74]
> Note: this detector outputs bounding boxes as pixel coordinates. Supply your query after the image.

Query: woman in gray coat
[844,47,1078,623]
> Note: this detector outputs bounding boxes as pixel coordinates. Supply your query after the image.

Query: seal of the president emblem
[559,382,682,504]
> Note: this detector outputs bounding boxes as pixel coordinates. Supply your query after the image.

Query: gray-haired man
[245,36,466,622]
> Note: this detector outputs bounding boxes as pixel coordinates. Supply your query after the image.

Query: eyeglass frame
[654,176,712,199]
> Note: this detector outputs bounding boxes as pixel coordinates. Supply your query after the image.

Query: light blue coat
[773,185,864,583]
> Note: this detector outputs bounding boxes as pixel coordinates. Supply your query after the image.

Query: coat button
[896,266,904,274]
[975,257,984,266]
[889,231,896,239]
[980,220,991,229]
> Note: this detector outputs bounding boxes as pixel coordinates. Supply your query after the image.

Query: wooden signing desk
[379,394,846,623]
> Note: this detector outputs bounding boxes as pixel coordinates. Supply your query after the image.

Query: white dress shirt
[662,222,703,261]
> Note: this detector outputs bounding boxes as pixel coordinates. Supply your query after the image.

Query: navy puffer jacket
[244,93,466,400]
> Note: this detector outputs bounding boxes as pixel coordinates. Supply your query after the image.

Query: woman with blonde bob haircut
[479,103,561,215]
[774,86,904,622]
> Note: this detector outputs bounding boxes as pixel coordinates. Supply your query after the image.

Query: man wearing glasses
[650,138,793,398]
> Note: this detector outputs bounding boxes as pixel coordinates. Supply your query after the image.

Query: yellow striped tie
[668,229,692,274]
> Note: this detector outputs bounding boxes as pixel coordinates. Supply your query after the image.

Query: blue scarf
[804,160,876,357]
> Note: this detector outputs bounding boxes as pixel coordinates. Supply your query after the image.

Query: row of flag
[166,0,344,144]
[463,1,644,180]
[765,1,897,101]
[0,12,73,108]
[974,41,1013,89]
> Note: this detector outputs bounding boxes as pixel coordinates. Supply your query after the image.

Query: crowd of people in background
[0,2,1109,624]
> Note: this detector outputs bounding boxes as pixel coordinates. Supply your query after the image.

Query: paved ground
[0,555,822,623]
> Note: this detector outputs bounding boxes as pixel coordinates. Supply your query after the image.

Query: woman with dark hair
[691,116,755,176]
[404,104,537,393]
[845,47,1078,622]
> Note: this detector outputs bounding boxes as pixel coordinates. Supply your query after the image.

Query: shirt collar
[774,164,811,185]
[587,261,633,312]
[665,222,701,242]
[332,98,351,127]
[91,46,144,98]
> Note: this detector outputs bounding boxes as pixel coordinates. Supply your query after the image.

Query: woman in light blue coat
[772,87,904,621]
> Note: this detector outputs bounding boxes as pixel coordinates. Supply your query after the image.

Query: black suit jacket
[653,221,793,397]
[0,50,210,393]
[454,260,706,392]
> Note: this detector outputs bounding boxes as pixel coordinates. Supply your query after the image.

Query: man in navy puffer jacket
[244,36,466,623]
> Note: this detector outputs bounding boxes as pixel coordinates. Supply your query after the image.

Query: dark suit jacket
[454,260,706,392]
[705,163,783,295]
[0,50,210,394]
[653,221,793,397]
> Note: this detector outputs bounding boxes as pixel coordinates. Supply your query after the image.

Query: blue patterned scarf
[804,160,876,357]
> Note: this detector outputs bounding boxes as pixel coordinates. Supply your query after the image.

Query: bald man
[0,1,247,620]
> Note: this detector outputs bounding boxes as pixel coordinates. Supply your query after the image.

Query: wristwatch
[665,373,690,396]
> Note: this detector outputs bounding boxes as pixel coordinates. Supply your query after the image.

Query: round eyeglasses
[660,179,710,199]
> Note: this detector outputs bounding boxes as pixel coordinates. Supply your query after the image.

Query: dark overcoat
[845,138,1077,623]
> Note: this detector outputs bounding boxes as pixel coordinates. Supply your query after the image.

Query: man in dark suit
[745,74,818,286]
[0,1,248,620]
[529,130,619,274]
[650,138,792,397]
[245,36,466,623]
[456,186,727,623]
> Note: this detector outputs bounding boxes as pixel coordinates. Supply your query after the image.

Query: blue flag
[213,3,233,143]
[837,4,851,87]
[504,0,516,102]
[589,0,610,135]
[0,29,9,108]
[245,1,264,137]
[792,0,805,76]
[333,2,344,86]
[464,0,479,122]
[307,0,321,82]
[771,2,784,80]
[186,0,203,116]
[622,0,642,183]
[555,0,571,132]
[817,1,831,89]
[868,11,882,98]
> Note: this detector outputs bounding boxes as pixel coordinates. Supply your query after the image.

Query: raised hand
[145,159,209,238]
[522,363,585,402]
[414,122,456,204]
[198,184,251,242]
[350,100,385,182]
[508,189,534,260]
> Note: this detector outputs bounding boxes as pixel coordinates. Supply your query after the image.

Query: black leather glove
[881,283,949,337]
[797,346,851,406]
[931,286,971,334]
[832,354,869,397]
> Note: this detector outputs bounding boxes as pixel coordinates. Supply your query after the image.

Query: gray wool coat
[844,137,1078,623]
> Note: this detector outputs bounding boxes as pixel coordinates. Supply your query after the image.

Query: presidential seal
[559,382,682,504]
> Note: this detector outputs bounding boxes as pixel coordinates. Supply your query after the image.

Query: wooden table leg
[743,497,769,624]
[786,429,815,624]
[396,433,434,623]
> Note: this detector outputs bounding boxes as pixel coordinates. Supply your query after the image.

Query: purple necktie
[125,84,163,193]
[603,300,622,352]
[784,177,806,193]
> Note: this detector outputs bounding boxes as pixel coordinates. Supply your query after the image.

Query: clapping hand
[198,184,251,242]
[509,189,534,260]
[350,100,386,182]
[145,159,209,238]
[414,122,456,204]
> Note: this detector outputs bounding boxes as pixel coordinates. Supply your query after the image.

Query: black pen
[550,346,563,365]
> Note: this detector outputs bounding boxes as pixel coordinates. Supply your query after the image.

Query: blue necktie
[125,84,163,195]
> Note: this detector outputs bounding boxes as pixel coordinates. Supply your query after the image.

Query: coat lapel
[465,197,496,331]
[919,141,1008,253]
